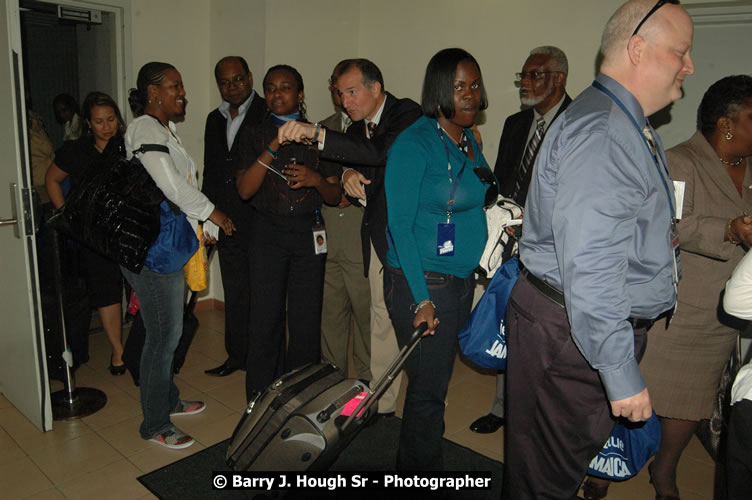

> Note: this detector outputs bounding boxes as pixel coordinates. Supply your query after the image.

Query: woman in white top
[124,62,234,449]
[723,251,752,500]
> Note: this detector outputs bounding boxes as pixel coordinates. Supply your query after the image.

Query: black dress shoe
[204,360,239,377]
[469,413,505,433]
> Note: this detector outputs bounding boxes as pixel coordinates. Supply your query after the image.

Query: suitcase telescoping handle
[341,322,428,431]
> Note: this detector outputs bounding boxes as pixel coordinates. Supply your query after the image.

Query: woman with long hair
[46,91,128,375]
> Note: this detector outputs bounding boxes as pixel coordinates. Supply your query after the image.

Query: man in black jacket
[202,56,266,377]
[470,46,571,434]
[278,59,421,415]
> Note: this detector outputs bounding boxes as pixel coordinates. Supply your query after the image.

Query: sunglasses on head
[474,166,499,209]
[631,0,681,38]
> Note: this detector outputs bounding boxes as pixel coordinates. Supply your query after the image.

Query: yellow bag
[184,223,208,292]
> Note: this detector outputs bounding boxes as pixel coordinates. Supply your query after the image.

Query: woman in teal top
[384,48,492,470]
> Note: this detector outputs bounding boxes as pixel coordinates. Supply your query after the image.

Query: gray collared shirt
[520,73,678,401]
[218,91,256,150]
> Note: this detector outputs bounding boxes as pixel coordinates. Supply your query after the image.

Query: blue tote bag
[143,200,198,274]
[587,411,661,480]
[458,256,520,370]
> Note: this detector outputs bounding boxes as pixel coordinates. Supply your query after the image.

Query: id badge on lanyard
[436,122,466,257]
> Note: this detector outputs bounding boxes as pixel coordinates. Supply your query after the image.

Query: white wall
[119,0,747,302]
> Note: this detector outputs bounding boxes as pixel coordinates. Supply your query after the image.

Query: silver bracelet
[413,299,436,314]
[257,159,271,169]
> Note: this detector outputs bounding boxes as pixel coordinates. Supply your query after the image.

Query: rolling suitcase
[225,323,428,471]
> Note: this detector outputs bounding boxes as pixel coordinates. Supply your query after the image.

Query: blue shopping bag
[587,411,661,480]
[458,256,520,370]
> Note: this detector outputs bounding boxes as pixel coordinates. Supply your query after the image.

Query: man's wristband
[312,122,321,144]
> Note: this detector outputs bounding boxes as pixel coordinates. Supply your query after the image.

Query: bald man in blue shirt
[502,1,695,498]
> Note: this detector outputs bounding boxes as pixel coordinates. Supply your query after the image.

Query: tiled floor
[0,307,716,499]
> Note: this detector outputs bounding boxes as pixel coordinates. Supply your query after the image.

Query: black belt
[627,317,655,330]
[522,265,671,330]
[629,308,673,332]
[521,266,565,308]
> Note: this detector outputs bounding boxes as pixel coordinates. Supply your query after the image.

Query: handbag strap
[132,144,170,155]
[132,143,180,215]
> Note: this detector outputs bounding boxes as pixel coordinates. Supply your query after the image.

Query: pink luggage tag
[340,392,369,417]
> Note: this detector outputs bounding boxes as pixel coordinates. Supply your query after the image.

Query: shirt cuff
[317,128,326,151]
[599,357,646,402]
[203,220,219,240]
[341,167,352,184]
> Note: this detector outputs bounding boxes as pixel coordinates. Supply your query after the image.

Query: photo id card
[437,223,455,256]
[313,228,327,255]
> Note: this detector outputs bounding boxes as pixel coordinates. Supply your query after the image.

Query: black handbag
[48,136,167,273]
[695,334,742,461]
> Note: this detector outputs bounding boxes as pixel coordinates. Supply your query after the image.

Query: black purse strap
[132,144,170,155]
[131,143,179,214]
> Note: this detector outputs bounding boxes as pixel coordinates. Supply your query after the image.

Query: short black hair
[263,64,307,118]
[214,56,250,82]
[335,59,384,92]
[53,93,78,112]
[421,48,488,119]
[697,75,752,136]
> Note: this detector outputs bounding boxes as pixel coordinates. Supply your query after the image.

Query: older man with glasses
[468,46,572,436]
[501,1,693,498]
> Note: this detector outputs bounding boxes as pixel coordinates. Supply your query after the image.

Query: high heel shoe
[648,462,681,500]
[109,357,126,376]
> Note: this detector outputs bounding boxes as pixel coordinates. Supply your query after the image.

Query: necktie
[513,117,546,200]
[366,121,376,139]
[642,125,658,157]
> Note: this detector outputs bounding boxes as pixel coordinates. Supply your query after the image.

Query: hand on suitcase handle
[413,301,439,335]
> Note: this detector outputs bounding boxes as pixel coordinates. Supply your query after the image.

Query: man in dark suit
[318,63,371,382]
[470,46,571,434]
[278,59,422,414]
[202,56,266,377]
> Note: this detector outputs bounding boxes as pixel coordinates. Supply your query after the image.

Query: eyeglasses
[514,71,560,86]
[631,0,680,37]
[474,166,499,209]
[219,75,248,89]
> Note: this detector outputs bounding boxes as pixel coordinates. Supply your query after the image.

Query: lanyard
[436,121,468,222]
[592,81,675,220]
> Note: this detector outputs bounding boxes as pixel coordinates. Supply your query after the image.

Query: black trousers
[727,398,752,499]
[503,272,647,500]
[383,265,474,471]
[217,229,251,368]
[245,210,325,401]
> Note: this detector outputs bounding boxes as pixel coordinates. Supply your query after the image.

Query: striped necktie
[642,125,658,157]
[366,121,376,139]
[513,117,546,200]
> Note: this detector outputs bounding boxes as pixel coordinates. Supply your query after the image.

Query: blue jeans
[121,265,185,439]
[384,264,474,470]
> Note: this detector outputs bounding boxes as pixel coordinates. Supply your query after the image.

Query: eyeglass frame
[631,0,680,38]
[218,74,249,89]
[514,71,562,87]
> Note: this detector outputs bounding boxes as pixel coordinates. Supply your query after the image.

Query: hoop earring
[726,131,733,140]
